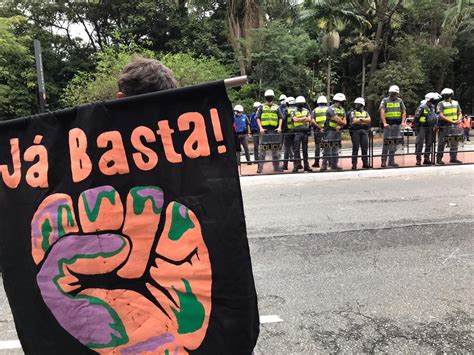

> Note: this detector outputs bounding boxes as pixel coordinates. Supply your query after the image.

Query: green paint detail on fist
[168,204,194,241]
[171,279,205,334]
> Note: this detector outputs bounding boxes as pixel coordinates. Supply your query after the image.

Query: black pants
[283,132,294,168]
[237,134,250,163]
[437,126,458,161]
[252,133,259,161]
[350,129,369,166]
[314,130,323,163]
[415,126,433,161]
[293,130,310,169]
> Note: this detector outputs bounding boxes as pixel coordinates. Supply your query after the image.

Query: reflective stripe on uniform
[286,107,296,129]
[293,109,310,127]
[329,106,345,129]
[313,106,327,125]
[442,102,458,122]
[384,101,402,120]
[260,104,279,126]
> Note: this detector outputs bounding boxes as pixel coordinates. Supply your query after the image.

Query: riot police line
[233,86,472,174]
[235,125,471,175]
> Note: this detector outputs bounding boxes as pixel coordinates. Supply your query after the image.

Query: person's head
[253,101,261,112]
[333,93,346,107]
[316,95,328,106]
[234,104,244,116]
[295,96,305,109]
[354,97,365,110]
[286,96,295,107]
[264,89,275,103]
[279,94,287,105]
[424,92,440,107]
[440,88,454,101]
[117,57,178,98]
[388,85,400,99]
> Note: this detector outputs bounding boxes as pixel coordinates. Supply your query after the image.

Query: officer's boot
[381,158,387,168]
[312,160,319,168]
[436,156,444,165]
[416,155,421,166]
[423,155,431,165]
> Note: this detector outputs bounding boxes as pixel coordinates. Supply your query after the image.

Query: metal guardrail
[236,126,474,175]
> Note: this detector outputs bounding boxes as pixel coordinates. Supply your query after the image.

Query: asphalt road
[0,166,473,354]
[244,165,474,353]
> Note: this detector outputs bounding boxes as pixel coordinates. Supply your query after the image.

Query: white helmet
[317,96,328,104]
[388,85,400,93]
[253,101,261,108]
[234,104,244,112]
[420,99,427,105]
[440,88,454,96]
[295,96,306,104]
[279,94,287,101]
[333,93,346,102]
[354,97,365,106]
[424,92,439,101]
[264,89,275,97]
[286,96,295,105]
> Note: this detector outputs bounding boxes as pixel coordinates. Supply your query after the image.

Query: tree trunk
[227,4,246,76]
[242,0,264,72]
[369,18,384,79]
[326,55,331,98]
[361,53,366,97]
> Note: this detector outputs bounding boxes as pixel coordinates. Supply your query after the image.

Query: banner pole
[224,76,248,88]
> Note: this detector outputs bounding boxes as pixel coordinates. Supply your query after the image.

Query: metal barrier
[237,127,474,176]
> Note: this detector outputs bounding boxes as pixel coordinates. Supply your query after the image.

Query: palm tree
[300,0,370,97]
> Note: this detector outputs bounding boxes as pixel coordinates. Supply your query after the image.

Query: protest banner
[0,81,259,354]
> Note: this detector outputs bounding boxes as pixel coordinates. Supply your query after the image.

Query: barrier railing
[236,126,474,176]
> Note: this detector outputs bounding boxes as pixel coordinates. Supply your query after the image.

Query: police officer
[256,89,284,173]
[233,105,251,165]
[279,94,287,111]
[282,96,296,171]
[348,97,371,169]
[379,85,407,167]
[414,92,439,165]
[321,93,347,171]
[291,96,312,172]
[311,95,328,168]
[250,101,261,162]
[436,88,463,164]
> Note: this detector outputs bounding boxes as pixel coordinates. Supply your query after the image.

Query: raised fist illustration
[31,185,212,354]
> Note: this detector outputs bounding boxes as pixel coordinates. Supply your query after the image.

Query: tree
[300,0,370,96]
[0,16,36,120]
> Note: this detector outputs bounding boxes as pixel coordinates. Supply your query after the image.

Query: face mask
[355,104,363,110]
[265,96,274,102]
[297,104,304,109]
[389,93,398,99]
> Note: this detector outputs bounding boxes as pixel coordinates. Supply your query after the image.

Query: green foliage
[250,21,319,100]
[0,16,36,120]
[161,53,231,87]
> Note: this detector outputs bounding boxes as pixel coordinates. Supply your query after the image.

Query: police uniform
[250,109,260,161]
[414,103,435,164]
[291,106,311,171]
[322,104,345,170]
[311,105,328,167]
[256,102,283,172]
[282,105,296,170]
[379,97,406,166]
[348,109,371,168]
[436,99,462,162]
[233,112,251,164]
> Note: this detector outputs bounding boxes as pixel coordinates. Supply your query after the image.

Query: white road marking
[0,340,21,350]
[260,315,283,324]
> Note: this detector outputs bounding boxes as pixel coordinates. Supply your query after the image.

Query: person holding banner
[256,89,284,173]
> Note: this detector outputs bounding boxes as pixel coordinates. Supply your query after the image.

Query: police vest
[351,110,370,130]
[293,109,310,128]
[384,100,402,123]
[286,107,296,130]
[260,104,279,127]
[442,101,459,123]
[313,106,328,128]
[328,106,345,129]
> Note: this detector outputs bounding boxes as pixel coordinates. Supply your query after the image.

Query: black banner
[0,81,259,354]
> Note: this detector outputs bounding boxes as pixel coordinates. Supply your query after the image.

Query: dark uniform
[282,105,296,170]
[311,105,328,167]
[256,102,283,172]
[322,104,346,170]
[291,107,312,171]
[348,109,371,168]
[414,102,436,164]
